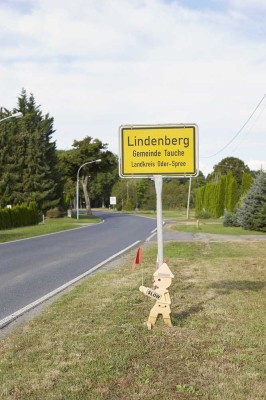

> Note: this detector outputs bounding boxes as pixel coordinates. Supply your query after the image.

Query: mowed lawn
[0,215,101,243]
[0,241,265,399]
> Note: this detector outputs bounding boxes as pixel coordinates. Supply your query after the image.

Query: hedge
[0,203,39,230]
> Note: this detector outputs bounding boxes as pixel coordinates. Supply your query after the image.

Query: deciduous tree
[207,157,250,185]
[58,137,118,213]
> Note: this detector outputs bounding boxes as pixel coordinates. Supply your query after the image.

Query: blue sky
[0,0,265,175]
[174,0,227,11]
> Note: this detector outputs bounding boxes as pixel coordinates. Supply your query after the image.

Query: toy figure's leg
[146,305,159,329]
[163,316,173,327]
[162,306,173,327]
[147,315,157,329]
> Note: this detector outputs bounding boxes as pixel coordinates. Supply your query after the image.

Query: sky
[0,0,266,176]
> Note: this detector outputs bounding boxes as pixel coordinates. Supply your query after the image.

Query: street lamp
[76,159,101,220]
[0,112,23,123]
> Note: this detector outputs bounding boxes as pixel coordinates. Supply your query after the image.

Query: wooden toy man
[139,262,174,329]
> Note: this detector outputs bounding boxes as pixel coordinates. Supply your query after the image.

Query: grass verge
[0,215,101,243]
[0,241,265,399]
[103,208,194,221]
[172,222,266,236]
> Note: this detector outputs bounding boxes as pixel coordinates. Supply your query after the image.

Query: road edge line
[0,219,104,246]
[0,240,140,329]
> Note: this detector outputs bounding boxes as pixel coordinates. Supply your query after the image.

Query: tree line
[0,90,204,217]
[0,90,118,219]
[195,170,253,218]
[0,90,264,232]
[195,157,265,232]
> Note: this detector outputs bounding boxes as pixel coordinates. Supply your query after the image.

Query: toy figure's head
[153,263,174,290]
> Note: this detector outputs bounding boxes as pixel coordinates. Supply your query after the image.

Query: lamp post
[0,112,23,123]
[76,159,101,220]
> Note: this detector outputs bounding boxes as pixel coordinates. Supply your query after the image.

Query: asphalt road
[0,211,157,324]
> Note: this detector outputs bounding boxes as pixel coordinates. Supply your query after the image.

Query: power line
[201,92,266,159]
[231,101,266,153]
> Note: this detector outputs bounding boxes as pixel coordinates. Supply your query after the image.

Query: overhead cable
[201,92,266,159]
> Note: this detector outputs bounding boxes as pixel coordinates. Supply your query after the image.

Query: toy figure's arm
[139,286,162,301]
[139,285,148,294]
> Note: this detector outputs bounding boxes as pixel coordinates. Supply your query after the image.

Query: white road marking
[0,219,104,246]
[0,240,140,329]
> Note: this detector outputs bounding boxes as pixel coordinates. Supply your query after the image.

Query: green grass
[109,208,195,221]
[0,215,101,243]
[172,221,266,235]
[0,241,265,399]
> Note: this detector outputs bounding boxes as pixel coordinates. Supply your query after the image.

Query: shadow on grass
[172,304,203,325]
[171,280,265,326]
[171,296,218,326]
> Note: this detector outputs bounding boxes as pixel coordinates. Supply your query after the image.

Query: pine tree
[0,89,62,211]
[16,90,61,212]
[237,172,266,231]
[0,112,23,206]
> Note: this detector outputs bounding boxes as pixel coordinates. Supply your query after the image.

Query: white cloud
[247,160,266,172]
[231,0,266,11]
[0,0,265,177]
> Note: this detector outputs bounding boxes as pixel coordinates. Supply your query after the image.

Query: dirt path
[152,222,266,242]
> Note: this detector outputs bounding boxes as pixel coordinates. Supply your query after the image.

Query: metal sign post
[186,176,192,219]
[119,123,199,268]
[154,175,164,267]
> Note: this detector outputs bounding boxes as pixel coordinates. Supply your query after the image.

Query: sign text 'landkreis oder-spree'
[119,124,199,177]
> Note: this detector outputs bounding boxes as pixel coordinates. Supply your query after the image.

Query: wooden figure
[139,262,174,329]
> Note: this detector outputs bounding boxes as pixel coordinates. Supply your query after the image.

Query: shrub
[196,210,212,219]
[0,203,39,230]
[123,200,135,211]
[46,207,65,218]
[223,212,239,227]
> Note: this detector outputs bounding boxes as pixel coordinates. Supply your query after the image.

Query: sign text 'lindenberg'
[119,124,199,177]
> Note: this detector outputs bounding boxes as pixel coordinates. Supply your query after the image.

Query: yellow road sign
[119,124,198,177]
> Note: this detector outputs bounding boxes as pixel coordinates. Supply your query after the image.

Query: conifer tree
[203,182,216,216]
[237,172,266,231]
[195,186,205,215]
[0,116,23,206]
[0,89,62,211]
[225,172,239,212]
[214,175,226,217]
[241,172,253,196]
[17,90,61,211]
